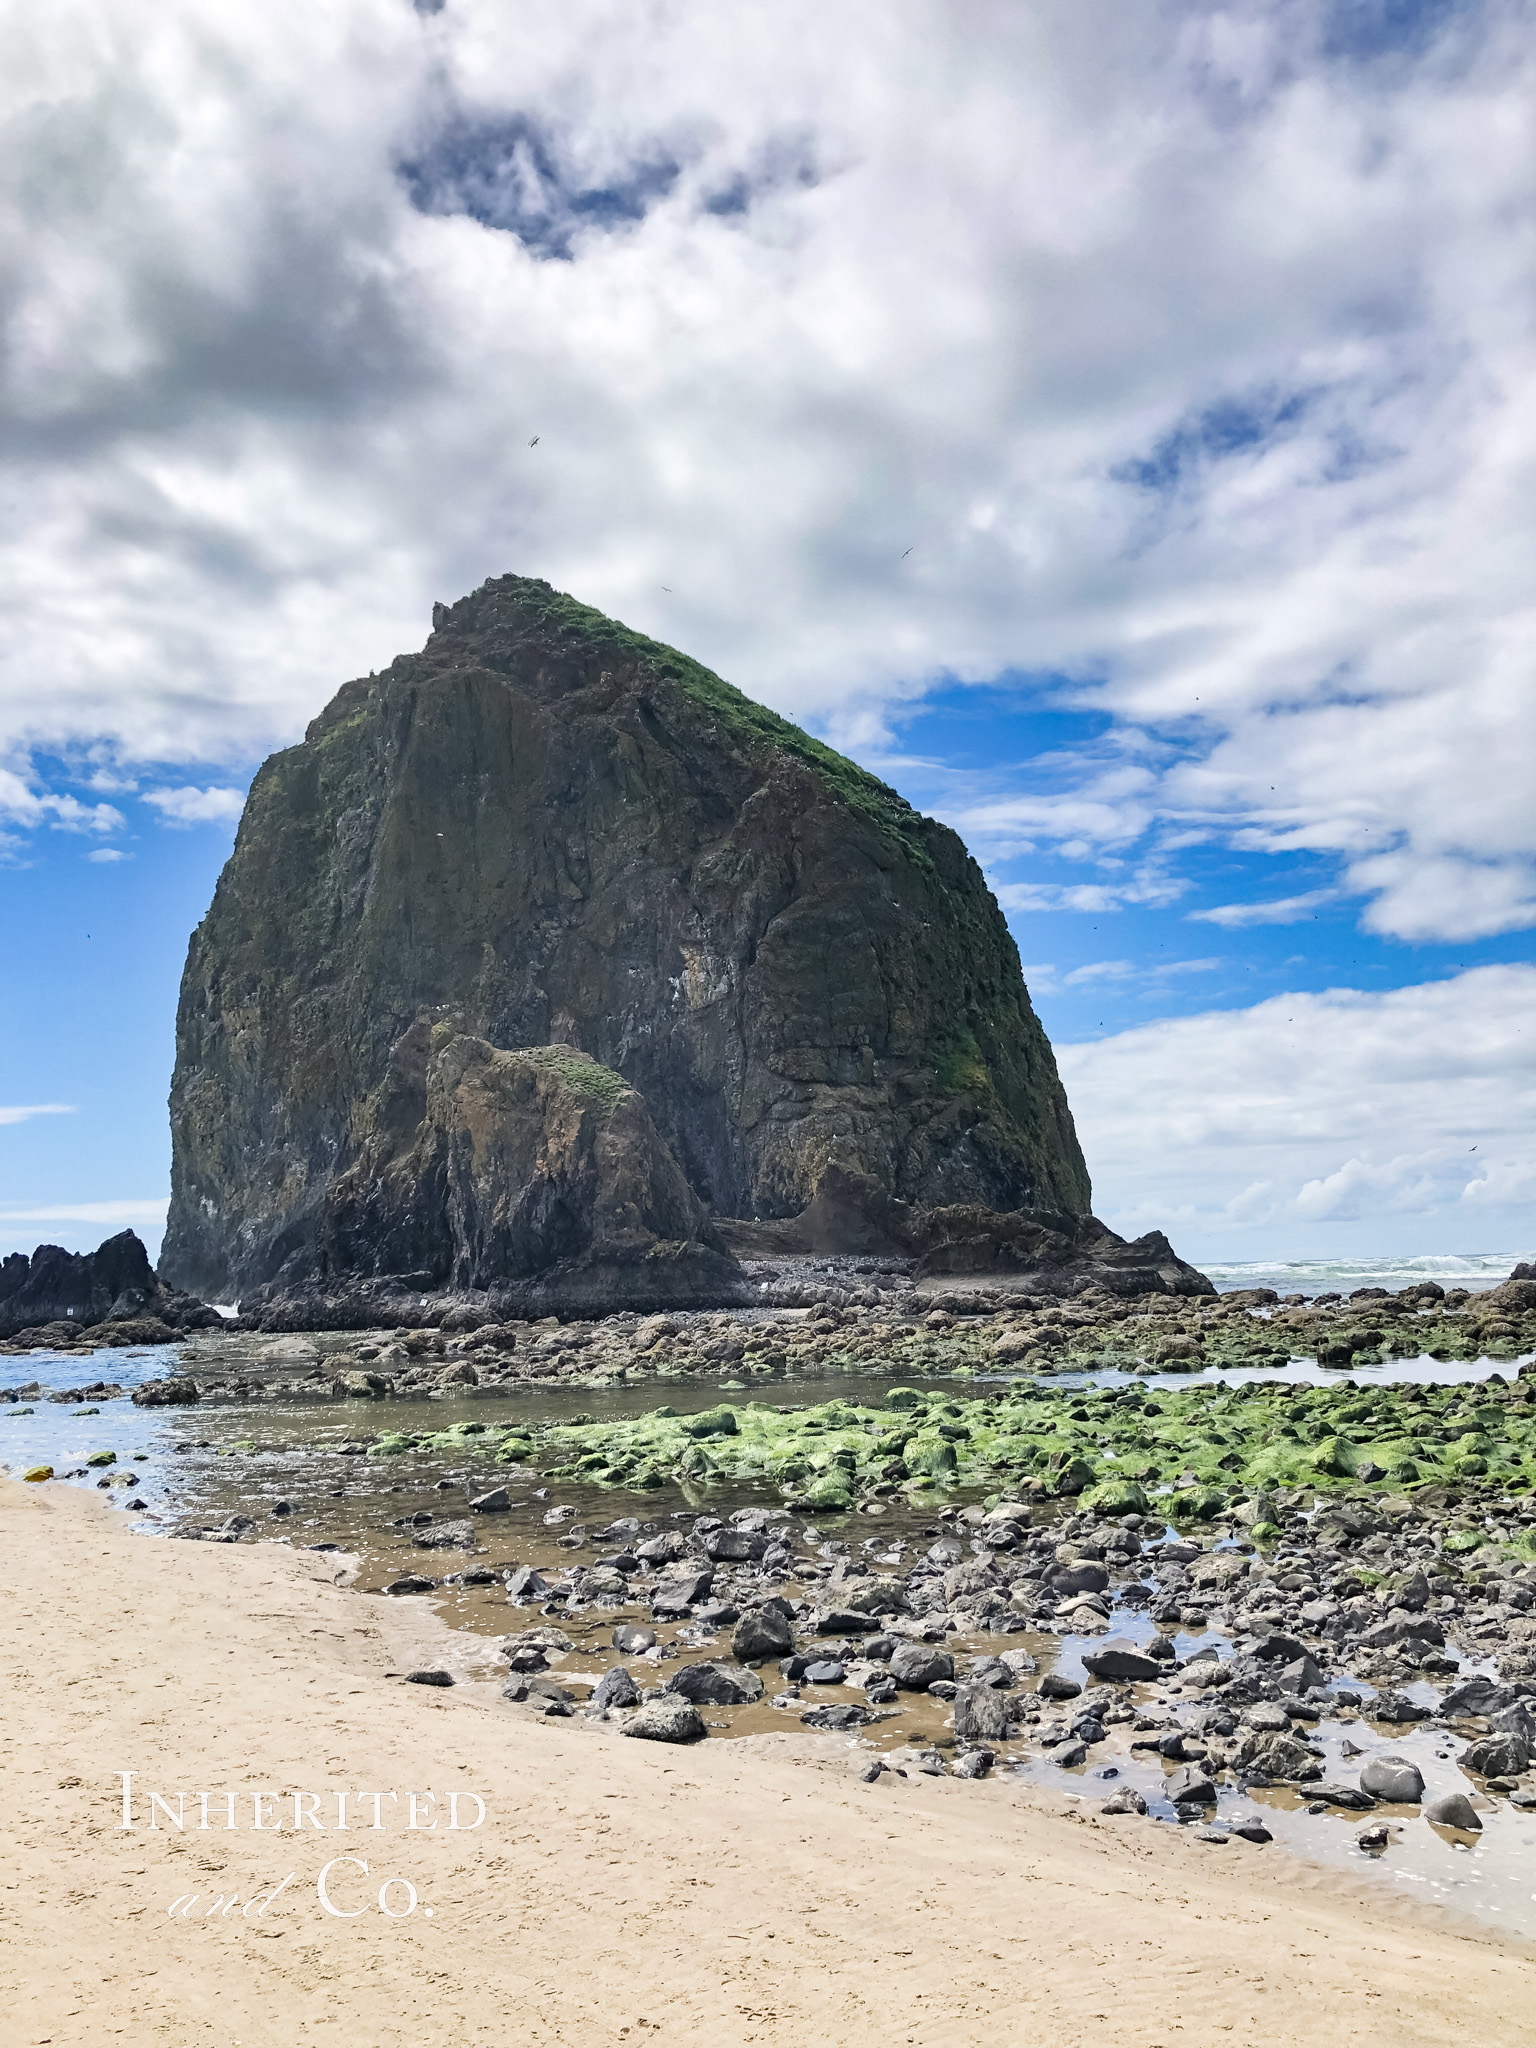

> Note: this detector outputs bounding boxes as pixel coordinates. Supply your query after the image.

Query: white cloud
[142,784,247,825]
[1062,959,1135,986]
[0,767,121,837]
[0,1,1529,938]
[0,1198,166,1222]
[1350,851,1536,941]
[0,1198,170,1261]
[86,845,128,862]
[994,864,1189,915]
[1189,888,1336,927]
[0,1103,75,1126]
[1058,965,1536,1261]
[950,769,1159,856]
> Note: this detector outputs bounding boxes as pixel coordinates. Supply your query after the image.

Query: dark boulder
[1440,1677,1513,1718]
[1164,1765,1217,1805]
[889,1642,955,1691]
[1235,1730,1322,1781]
[1277,1654,1326,1695]
[801,1703,879,1730]
[652,1569,714,1618]
[1423,1790,1482,1831]
[732,1605,794,1664]
[1038,1672,1083,1701]
[1360,1756,1424,1803]
[1464,1733,1529,1778]
[1049,1562,1109,1597]
[664,1661,764,1707]
[589,1666,642,1712]
[1250,1633,1307,1664]
[1371,1690,1430,1724]
[803,1659,846,1686]
[132,1376,201,1408]
[1313,1784,1377,1811]
[813,1608,881,1636]
[1082,1640,1162,1682]
[953,1687,1013,1742]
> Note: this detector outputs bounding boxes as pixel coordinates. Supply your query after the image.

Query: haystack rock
[162,574,1206,1315]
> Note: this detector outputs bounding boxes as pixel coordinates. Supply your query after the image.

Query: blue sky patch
[1115,388,1313,494]
[401,114,681,258]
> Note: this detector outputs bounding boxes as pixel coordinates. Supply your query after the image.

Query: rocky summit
[163,574,1190,1315]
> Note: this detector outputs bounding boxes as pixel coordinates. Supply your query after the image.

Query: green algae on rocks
[347,1372,1536,1518]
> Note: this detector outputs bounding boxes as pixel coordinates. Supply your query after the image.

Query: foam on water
[1203,1252,1525,1298]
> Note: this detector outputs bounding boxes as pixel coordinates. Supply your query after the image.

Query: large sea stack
[163,575,1200,1315]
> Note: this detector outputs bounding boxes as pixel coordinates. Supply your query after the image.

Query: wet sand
[2,1477,1533,2047]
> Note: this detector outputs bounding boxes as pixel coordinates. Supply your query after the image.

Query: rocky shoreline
[147,1386,1536,1844]
[10,1265,1528,1394]
[10,1271,1536,1895]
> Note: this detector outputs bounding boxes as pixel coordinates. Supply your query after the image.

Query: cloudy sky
[1,0,1532,1269]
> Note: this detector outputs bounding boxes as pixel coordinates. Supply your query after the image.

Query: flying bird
[528,436,539,446]
[901,547,914,558]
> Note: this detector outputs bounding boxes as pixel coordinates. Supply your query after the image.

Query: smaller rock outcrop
[0,1231,219,1340]
[715,1165,1212,1298]
[240,1029,742,1326]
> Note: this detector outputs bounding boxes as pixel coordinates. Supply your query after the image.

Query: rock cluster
[0,1231,220,1350]
[462,1486,1536,1822]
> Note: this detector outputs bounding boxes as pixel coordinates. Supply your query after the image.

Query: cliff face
[163,575,1090,1300]
[315,1027,740,1309]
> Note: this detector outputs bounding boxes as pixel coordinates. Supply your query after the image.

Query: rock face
[0,1231,218,1339]
[164,574,1091,1301]
[317,1027,739,1313]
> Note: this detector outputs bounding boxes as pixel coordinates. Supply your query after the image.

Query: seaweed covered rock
[516,1371,1536,1510]
[163,574,1090,1302]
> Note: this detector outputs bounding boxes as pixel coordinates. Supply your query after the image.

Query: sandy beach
[2,1477,1531,2047]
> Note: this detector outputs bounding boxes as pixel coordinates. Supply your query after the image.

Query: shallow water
[6,1357,1536,1943]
